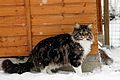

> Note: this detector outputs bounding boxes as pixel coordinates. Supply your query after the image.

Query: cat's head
[72,23,94,42]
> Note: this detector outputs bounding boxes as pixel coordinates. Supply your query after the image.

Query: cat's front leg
[73,65,82,74]
[41,66,53,74]
[71,60,83,74]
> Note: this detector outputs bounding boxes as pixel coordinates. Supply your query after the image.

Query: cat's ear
[88,24,93,29]
[74,23,80,30]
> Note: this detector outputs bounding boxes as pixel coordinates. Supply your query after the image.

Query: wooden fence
[0,0,101,57]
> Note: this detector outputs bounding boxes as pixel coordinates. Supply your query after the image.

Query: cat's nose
[82,36,85,38]
[82,36,87,39]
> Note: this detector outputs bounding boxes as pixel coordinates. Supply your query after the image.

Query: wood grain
[0,46,29,57]
[32,15,63,26]
[0,16,26,26]
[0,6,25,16]
[0,0,24,6]
[64,0,96,3]
[0,36,27,47]
[30,0,62,5]
[0,27,27,36]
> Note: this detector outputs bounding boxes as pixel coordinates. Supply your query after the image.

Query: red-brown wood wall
[0,0,101,57]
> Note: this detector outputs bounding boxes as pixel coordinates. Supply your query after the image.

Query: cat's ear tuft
[88,24,93,29]
[74,23,80,29]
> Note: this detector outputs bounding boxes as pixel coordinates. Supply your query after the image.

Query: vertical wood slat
[96,0,102,33]
[24,0,32,53]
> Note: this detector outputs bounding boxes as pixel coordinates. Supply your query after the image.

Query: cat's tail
[2,59,34,74]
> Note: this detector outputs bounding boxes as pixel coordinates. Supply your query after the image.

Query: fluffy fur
[2,59,33,74]
[99,49,113,65]
[2,23,94,74]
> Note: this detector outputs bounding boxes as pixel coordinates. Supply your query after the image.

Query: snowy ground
[0,48,120,80]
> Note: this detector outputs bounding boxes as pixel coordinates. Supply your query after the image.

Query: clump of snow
[1,48,120,80]
[42,0,48,4]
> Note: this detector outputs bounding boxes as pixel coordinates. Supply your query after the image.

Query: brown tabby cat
[2,23,94,74]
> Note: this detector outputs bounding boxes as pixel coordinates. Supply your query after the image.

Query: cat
[2,23,94,74]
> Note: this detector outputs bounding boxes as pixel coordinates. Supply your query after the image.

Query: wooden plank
[62,14,97,25]
[0,16,26,26]
[90,44,98,55]
[32,14,96,26]
[32,15,63,26]
[32,26,63,36]
[61,25,73,33]
[32,35,54,46]
[91,24,98,55]
[92,33,98,45]
[33,24,97,36]
[0,0,24,6]
[32,25,98,36]
[0,37,27,47]
[25,0,32,54]
[0,46,28,57]
[64,0,96,3]
[30,0,62,5]
[0,6,25,16]
[0,27,27,36]
[31,3,96,15]
[31,5,62,15]
[63,3,96,14]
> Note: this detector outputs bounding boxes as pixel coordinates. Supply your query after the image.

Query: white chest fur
[78,40,93,57]
[71,37,93,58]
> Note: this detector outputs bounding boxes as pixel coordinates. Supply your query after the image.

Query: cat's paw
[46,70,53,74]
[41,69,53,74]
[73,66,83,75]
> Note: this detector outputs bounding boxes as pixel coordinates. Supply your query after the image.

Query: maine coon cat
[2,23,94,74]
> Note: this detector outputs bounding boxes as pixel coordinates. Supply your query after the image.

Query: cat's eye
[80,31,82,34]
[85,33,88,35]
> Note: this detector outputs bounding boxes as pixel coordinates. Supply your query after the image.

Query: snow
[42,0,48,4]
[0,48,120,80]
[101,0,120,47]
[110,19,120,47]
